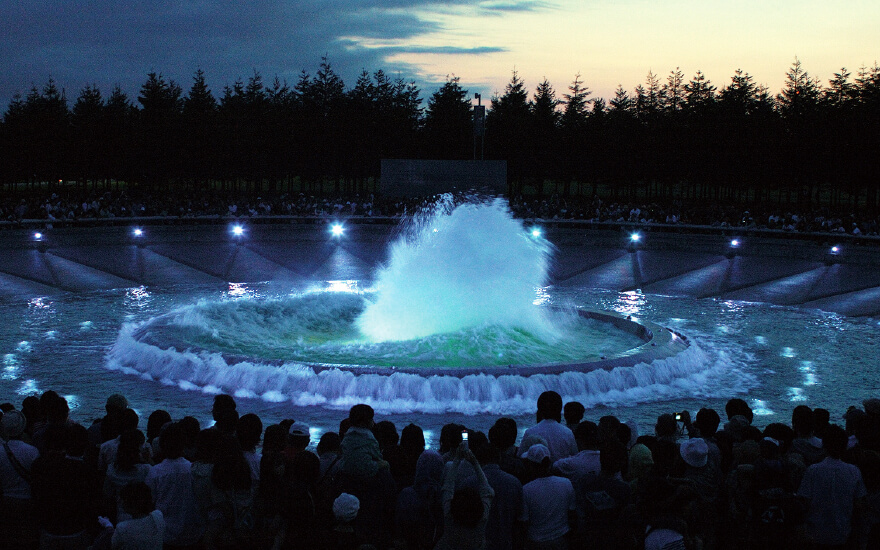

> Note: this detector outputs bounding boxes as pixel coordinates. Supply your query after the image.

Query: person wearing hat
[519,391,578,464]
[519,443,577,549]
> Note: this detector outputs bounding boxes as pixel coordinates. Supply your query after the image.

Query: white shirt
[520,475,576,542]
[0,439,39,499]
[112,510,165,550]
[520,420,578,463]
[145,457,204,546]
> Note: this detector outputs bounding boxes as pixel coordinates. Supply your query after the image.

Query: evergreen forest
[2,58,879,209]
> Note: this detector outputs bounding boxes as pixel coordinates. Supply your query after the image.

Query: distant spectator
[519,391,578,463]
[519,443,577,549]
[563,401,585,431]
[798,424,867,547]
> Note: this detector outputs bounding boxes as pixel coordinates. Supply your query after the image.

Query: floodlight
[830,245,840,255]
[730,239,740,247]
[232,225,244,236]
[133,228,144,237]
[34,232,43,240]
[331,223,344,237]
[531,228,542,238]
[630,233,641,243]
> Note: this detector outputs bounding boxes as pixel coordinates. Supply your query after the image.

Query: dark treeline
[2,58,880,209]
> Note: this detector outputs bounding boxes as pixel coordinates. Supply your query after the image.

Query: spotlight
[630,233,641,243]
[231,225,244,237]
[730,239,740,247]
[330,223,344,237]
[830,245,840,255]
[34,232,43,240]
[531,228,542,238]
[133,228,144,237]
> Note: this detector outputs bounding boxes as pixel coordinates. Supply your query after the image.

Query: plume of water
[356,196,557,342]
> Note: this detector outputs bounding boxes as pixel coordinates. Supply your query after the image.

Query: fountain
[107,196,693,414]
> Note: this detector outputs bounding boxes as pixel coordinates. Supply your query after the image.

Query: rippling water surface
[1,281,878,445]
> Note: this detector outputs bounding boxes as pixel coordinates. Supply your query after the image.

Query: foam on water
[106,321,750,415]
[357,196,557,342]
[103,195,743,415]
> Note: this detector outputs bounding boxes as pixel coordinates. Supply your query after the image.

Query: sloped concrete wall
[2,222,880,316]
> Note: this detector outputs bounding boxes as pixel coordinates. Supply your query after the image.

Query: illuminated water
[1,284,879,443]
[1,197,879,442]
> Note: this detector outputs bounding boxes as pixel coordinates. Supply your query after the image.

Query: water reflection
[323,280,359,293]
[613,290,645,316]
[533,286,552,306]
[799,361,817,386]
[16,378,39,396]
[3,354,19,380]
[788,387,807,402]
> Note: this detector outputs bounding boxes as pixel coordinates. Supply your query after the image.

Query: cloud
[0,0,541,108]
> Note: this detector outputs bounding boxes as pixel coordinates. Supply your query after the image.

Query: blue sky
[1,0,878,109]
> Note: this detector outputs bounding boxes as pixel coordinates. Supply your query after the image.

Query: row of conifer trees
[1,58,879,208]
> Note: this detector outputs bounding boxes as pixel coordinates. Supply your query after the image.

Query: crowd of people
[2,188,880,238]
[2,388,879,550]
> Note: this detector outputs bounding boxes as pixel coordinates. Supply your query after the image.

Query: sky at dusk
[1,0,878,110]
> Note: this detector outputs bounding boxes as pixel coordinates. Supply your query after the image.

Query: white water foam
[357,196,557,342]
[106,321,754,416]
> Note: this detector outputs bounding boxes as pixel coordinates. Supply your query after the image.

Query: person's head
[763,423,795,451]
[262,423,288,455]
[1,410,26,440]
[105,393,128,416]
[473,436,500,465]
[316,431,341,457]
[791,405,814,437]
[45,394,69,424]
[694,408,721,438]
[600,440,628,475]
[211,394,237,422]
[120,408,139,432]
[564,401,585,426]
[333,493,360,524]
[439,423,465,454]
[450,487,484,529]
[679,438,709,469]
[574,420,600,451]
[522,443,552,476]
[628,443,654,481]
[237,413,263,452]
[120,482,154,518]
[844,407,867,436]
[598,415,621,444]
[488,418,517,450]
[536,391,563,422]
[116,429,147,470]
[288,422,311,451]
[822,424,849,459]
[159,422,185,459]
[348,404,375,429]
[373,420,399,450]
[400,423,425,455]
[146,410,171,441]
[655,414,677,439]
[194,426,222,463]
[813,408,831,437]
[725,398,753,423]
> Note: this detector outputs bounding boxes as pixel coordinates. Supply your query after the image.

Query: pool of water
[1,281,878,446]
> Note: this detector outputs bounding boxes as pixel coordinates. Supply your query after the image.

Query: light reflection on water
[0,283,878,445]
